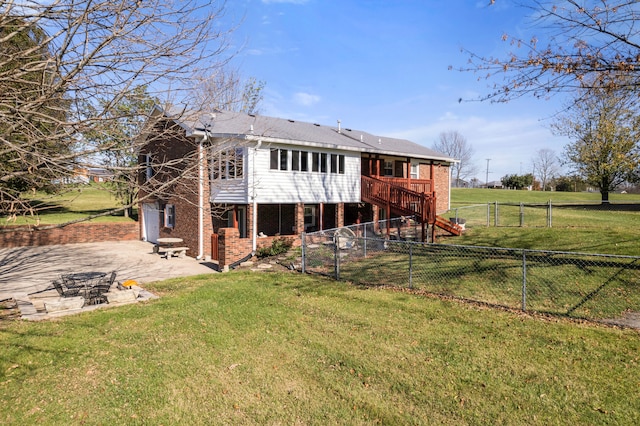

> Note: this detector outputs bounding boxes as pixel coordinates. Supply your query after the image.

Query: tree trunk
[601,176,610,204]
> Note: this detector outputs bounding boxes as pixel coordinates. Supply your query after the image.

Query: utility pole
[485,158,491,188]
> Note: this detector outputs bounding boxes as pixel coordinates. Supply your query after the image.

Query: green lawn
[443,188,640,256]
[2,185,135,226]
[449,187,640,206]
[1,271,639,425]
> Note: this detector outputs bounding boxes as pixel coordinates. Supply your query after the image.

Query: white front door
[142,202,160,243]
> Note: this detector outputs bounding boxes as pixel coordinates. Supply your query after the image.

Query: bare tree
[532,148,560,191]
[459,1,640,103]
[192,67,265,115]
[0,0,234,224]
[432,131,477,187]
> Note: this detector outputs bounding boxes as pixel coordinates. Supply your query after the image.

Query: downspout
[252,140,262,253]
[447,163,452,212]
[197,136,206,259]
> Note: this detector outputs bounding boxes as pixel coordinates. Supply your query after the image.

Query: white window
[304,206,316,231]
[164,204,175,228]
[292,150,300,171]
[384,161,393,176]
[213,149,244,180]
[410,163,419,179]
[145,154,154,181]
[269,149,288,171]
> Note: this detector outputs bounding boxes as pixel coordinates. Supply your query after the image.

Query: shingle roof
[174,109,454,162]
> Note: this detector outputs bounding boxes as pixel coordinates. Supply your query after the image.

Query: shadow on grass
[554,203,640,211]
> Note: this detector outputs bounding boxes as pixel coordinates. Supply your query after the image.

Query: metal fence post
[363,225,367,258]
[334,234,340,280]
[494,201,499,227]
[548,200,553,228]
[408,243,413,289]
[519,202,524,227]
[521,249,527,311]
[487,202,490,227]
[301,232,306,274]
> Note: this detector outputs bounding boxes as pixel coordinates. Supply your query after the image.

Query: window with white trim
[383,161,393,176]
[292,150,300,171]
[269,148,289,171]
[212,149,244,180]
[145,154,154,181]
[304,206,316,230]
[410,163,419,179]
[164,204,175,228]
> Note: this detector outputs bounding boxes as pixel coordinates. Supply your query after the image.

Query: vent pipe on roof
[250,124,254,134]
[378,138,382,144]
[337,119,341,133]
[360,135,363,142]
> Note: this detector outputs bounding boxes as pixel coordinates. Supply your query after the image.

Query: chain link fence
[302,227,640,325]
[446,201,640,228]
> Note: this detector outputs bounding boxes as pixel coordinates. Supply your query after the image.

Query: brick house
[139,108,457,267]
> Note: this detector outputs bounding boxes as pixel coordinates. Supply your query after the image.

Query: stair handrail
[361,175,435,224]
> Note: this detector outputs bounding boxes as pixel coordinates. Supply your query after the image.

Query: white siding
[250,144,361,204]
[210,178,248,203]
[209,146,249,203]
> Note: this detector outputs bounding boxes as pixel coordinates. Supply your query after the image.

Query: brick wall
[0,222,139,248]
[418,162,451,214]
[217,227,300,269]
[432,165,450,213]
[140,122,213,259]
[294,203,304,235]
[217,228,251,267]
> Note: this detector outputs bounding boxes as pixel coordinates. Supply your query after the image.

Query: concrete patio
[0,240,218,320]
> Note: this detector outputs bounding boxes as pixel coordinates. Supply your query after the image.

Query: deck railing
[361,176,435,224]
[376,177,432,194]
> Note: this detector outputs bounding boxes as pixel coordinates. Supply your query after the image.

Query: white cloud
[293,92,321,106]
[387,114,569,180]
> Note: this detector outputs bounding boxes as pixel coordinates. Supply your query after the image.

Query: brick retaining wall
[0,222,139,248]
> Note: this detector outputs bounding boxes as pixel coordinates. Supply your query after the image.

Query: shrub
[256,237,293,258]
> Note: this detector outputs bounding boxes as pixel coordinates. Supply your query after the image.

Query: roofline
[191,129,457,163]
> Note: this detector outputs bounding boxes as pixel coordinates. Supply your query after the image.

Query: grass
[334,244,640,321]
[299,187,640,321]
[449,187,640,206]
[1,271,639,425]
[2,185,135,226]
[443,188,640,256]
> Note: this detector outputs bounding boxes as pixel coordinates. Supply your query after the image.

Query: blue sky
[222,0,569,181]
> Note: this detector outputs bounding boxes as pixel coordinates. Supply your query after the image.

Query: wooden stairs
[435,215,464,236]
[361,176,463,237]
